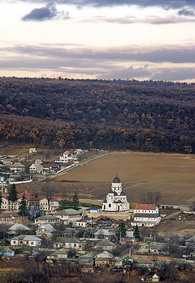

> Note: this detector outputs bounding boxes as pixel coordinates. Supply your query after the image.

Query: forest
[0,77,194,153]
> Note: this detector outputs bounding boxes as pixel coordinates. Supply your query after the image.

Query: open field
[1,143,195,206]
[54,151,195,206]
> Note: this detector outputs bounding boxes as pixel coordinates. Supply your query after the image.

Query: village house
[29,148,37,154]
[133,257,154,268]
[136,242,167,255]
[8,223,30,235]
[95,251,114,267]
[34,215,61,225]
[10,235,42,247]
[94,239,117,252]
[73,220,88,228]
[79,254,95,273]
[39,197,62,212]
[0,212,21,224]
[131,204,161,227]
[29,159,43,174]
[36,223,56,238]
[61,227,76,238]
[54,238,86,251]
[55,208,83,223]
[46,248,68,263]
[10,162,25,173]
[56,150,78,163]
[124,229,135,243]
[94,228,116,240]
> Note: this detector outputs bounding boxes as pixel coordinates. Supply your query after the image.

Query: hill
[0,77,194,153]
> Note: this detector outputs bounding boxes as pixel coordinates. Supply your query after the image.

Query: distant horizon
[0,75,194,85]
[1,1,195,81]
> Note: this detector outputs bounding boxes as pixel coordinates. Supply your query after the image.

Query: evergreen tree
[19,195,28,216]
[8,184,18,202]
[58,199,73,210]
[133,224,141,241]
[119,222,126,239]
[8,184,18,210]
[72,192,79,209]
[0,193,2,209]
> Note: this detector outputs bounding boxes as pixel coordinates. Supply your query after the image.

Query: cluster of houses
[0,148,86,187]
[0,176,162,228]
[0,176,194,280]
[0,205,194,279]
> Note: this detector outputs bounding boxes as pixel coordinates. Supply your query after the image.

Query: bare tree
[140,191,161,204]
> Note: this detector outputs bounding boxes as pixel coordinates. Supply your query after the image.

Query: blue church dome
[112,175,121,183]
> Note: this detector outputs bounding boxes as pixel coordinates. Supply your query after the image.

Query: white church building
[102,176,129,212]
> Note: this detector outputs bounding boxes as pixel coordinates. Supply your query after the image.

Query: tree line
[0,77,194,153]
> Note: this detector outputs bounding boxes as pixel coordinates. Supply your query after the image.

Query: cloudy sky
[0,0,195,81]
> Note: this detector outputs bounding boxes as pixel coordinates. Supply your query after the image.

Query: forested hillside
[0,77,194,153]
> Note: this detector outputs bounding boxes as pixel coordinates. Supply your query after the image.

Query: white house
[55,208,83,223]
[35,215,61,225]
[29,160,43,174]
[102,176,129,212]
[57,151,77,163]
[10,235,42,247]
[131,204,161,227]
[54,238,85,251]
[29,148,37,154]
[73,220,87,228]
[36,224,56,238]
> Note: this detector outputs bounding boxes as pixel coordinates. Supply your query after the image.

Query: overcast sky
[0,0,195,81]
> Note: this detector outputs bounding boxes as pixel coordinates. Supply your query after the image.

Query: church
[102,176,129,212]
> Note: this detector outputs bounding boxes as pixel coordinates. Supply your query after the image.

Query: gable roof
[131,203,157,210]
[58,208,82,216]
[38,224,56,232]
[12,235,41,241]
[95,239,117,247]
[8,224,30,231]
[94,229,116,236]
[186,235,195,242]
[96,251,114,259]
[23,235,42,241]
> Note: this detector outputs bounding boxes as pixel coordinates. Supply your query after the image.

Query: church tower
[102,176,129,212]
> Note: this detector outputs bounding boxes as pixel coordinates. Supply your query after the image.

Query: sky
[0,0,195,81]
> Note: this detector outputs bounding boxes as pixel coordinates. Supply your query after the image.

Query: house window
[31,242,34,245]
[109,204,111,208]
